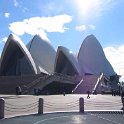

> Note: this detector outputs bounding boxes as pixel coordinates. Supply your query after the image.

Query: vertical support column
[0,98,5,119]
[79,97,84,113]
[38,98,43,114]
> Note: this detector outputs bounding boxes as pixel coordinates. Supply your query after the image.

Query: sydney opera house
[0,34,119,94]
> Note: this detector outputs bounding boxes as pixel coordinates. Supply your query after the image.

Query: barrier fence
[0,97,123,119]
[44,99,79,112]
[5,101,38,112]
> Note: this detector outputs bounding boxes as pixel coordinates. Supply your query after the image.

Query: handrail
[92,73,104,93]
[22,75,48,94]
[72,78,83,93]
[33,74,77,91]
[22,73,79,94]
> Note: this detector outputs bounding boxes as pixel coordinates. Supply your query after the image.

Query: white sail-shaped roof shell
[27,35,56,74]
[54,46,81,76]
[78,35,116,77]
[0,34,37,75]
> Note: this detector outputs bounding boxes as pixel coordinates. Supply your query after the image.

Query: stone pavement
[0,94,123,124]
[0,112,124,124]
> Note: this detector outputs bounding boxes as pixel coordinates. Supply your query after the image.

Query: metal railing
[22,73,79,94]
[92,73,104,93]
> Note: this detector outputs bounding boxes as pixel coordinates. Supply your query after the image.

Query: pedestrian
[38,89,41,95]
[113,90,116,96]
[18,86,22,95]
[34,88,37,95]
[87,90,90,99]
[15,86,22,95]
[63,92,65,96]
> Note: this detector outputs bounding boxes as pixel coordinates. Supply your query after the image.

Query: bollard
[0,98,5,119]
[79,97,84,113]
[38,98,43,114]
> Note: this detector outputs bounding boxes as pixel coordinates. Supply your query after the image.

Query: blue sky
[0,0,124,81]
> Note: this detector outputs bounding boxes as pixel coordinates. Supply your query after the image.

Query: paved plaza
[0,94,124,124]
[1,112,124,124]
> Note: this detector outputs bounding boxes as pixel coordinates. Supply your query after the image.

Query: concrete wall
[0,74,46,94]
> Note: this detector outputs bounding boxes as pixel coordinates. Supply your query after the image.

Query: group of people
[111,89,124,103]
[33,88,47,95]
[34,88,42,95]
[16,86,124,99]
[121,91,124,103]
[111,90,120,96]
[111,89,124,96]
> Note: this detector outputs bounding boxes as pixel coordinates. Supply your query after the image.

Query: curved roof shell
[78,34,116,76]
[0,34,37,76]
[54,46,81,76]
[27,35,56,74]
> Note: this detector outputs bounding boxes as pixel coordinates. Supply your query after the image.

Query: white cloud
[9,14,72,40]
[75,24,95,32]
[4,13,10,18]
[71,0,117,19]
[2,37,8,42]
[13,0,19,7]
[13,0,28,13]
[37,30,50,42]
[104,45,124,81]
[75,25,86,31]
[0,37,8,44]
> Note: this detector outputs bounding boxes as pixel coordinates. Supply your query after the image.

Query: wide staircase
[21,74,47,94]
[22,73,78,94]
[72,75,100,94]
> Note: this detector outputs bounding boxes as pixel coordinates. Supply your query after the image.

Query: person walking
[18,86,22,95]
[87,90,90,99]
[15,86,22,95]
